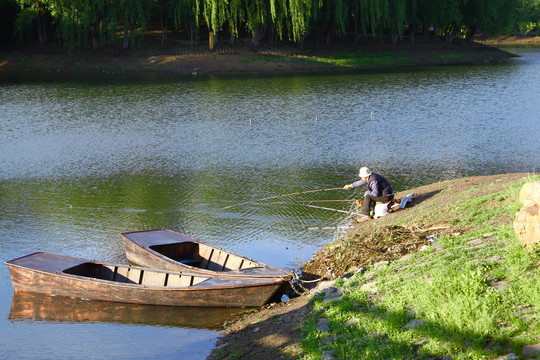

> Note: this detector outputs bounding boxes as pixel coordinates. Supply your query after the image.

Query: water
[1,49,539,359]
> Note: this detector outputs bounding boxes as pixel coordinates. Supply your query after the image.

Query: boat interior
[63,263,208,287]
[149,242,259,272]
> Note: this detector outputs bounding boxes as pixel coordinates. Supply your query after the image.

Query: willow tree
[51,0,118,48]
[14,0,52,43]
[114,0,151,48]
[243,0,269,45]
[288,0,314,46]
[387,0,406,43]
[197,0,228,45]
[227,0,243,43]
[310,0,349,45]
[460,0,520,40]
[349,0,390,42]
[268,0,287,44]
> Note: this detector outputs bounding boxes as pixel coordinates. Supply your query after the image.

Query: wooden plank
[198,246,213,269]
[126,268,142,284]
[226,256,242,271]
[167,274,192,287]
[141,271,167,286]
[114,267,128,283]
[206,250,223,271]
[240,259,257,269]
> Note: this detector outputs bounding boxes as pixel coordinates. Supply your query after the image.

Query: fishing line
[221,187,345,209]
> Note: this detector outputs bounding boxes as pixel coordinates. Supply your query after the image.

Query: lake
[1,48,539,359]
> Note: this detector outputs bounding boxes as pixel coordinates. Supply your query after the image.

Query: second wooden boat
[121,229,293,280]
[6,252,286,308]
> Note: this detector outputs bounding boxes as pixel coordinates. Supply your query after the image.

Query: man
[344,167,394,220]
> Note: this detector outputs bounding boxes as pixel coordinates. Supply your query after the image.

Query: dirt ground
[1,36,537,77]
[207,173,531,360]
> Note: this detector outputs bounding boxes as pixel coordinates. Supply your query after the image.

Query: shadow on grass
[302,292,523,359]
[408,189,442,207]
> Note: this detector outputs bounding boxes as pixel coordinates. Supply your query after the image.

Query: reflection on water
[1,49,539,359]
[9,291,245,330]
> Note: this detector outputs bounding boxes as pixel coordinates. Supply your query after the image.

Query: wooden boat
[121,229,293,280]
[5,252,287,308]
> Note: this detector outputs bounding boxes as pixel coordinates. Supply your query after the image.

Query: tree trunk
[324,23,334,45]
[465,25,476,42]
[250,26,265,46]
[298,35,305,49]
[353,20,360,45]
[92,20,100,49]
[160,6,168,45]
[408,24,415,43]
[123,21,130,49]
[189,22,196,47]
[36,11,47,44]
[444,25,457,43]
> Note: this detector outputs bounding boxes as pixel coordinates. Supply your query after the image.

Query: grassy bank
[209,173,540,360]
[302,174,539,359]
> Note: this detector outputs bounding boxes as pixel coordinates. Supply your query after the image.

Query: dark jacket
[351,173,394,197]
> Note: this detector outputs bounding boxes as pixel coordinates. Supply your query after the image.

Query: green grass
[246,50,416,67]
[301,50,415,67]
[300,175,540,359]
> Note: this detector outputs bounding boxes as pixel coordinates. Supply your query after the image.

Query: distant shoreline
[0,36,537,77]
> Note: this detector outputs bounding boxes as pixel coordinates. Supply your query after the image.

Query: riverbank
[208,173,540,359]
[1,36,535,77]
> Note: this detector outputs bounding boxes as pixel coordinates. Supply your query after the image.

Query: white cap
[359,167,372,178]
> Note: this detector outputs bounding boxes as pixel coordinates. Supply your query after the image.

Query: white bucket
[374,203,388,218]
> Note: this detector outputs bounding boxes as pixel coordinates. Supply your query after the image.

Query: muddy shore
[1,36,537,77]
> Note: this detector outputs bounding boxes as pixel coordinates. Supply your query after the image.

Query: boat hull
[6,252,285,308]
[121,229,292,280]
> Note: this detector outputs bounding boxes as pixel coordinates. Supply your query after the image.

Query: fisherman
[344,167,394,221]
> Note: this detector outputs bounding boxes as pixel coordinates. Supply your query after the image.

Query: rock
[520,180,540,204]
[432,243,445,252]
[486,255,504,263]
[398,253,413,262]
[419,245,430,252]
[514,180,540,250]
[523,343,540,356]
[321,350,335,360]
[310,280,336,297]
[492,280,510,292]
[468,239,484,245]
[494,354,519,360]
[405,319,424,329]
[374,260,390,270]
[324,294,343,303]
[360,281,378,293]
[316,318,330,332]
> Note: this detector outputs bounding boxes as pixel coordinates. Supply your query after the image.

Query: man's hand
[344,184,353,190]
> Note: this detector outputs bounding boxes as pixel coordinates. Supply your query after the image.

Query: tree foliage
[9,0,527,49]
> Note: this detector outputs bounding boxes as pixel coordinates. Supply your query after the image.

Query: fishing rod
[221,187,344,209]
[265,199,355,204]
[303,204,352,214]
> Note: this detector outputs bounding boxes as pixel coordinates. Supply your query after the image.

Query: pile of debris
[303,225,448,279]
